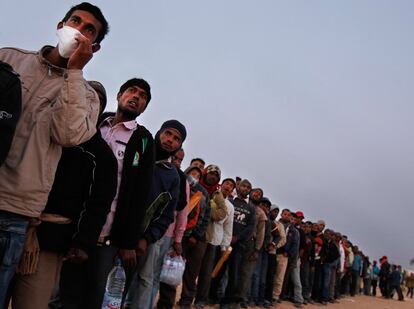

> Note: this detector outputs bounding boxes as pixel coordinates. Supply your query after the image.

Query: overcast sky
[2,1,413,269]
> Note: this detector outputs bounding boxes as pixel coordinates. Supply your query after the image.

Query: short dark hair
[282,208,291,214]
[62,2,109,43]
[118,78,152,105]
[222,178,236,188]
[191,158,205,165]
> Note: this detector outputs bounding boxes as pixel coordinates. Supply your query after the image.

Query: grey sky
[2,1,413,268]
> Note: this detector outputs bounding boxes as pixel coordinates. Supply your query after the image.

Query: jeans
[151,236,172,307]
[321,263,333,302]
[300,260,310,301]
[250,251,268,304]
[289,258,304,304]
[0,211,29,307]
[124,239,162,309]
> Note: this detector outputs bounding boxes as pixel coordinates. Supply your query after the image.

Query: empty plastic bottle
[101,258,126,309]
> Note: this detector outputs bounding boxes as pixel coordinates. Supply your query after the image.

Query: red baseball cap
[296,211,304,219]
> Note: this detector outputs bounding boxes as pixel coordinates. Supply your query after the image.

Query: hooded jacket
[0,46,99,218]
[142,130,181,244]
[0,61,21,167]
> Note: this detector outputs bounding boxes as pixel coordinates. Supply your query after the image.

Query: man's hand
[231,236,238,245]
[66,247,88,264]
[187,236,198,247]
[119,249,137,269]
[173,242,183,256]
[136,238,148,257]
[267,243,276,251]
[67,34,93,70]
[249,251,259,262]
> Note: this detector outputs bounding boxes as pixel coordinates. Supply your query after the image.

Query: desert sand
[194,295,413,309]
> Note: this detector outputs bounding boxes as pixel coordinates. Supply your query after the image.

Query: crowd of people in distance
[0,2,412,309]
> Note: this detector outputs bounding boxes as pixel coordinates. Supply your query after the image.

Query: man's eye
[86,27,96,36]
[70,16,80,24]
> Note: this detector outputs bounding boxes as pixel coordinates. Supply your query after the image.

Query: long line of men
[0,2,408,309]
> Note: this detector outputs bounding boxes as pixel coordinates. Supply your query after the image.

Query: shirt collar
[100,116,137,131]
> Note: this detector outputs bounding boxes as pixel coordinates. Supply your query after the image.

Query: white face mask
[56,25,82,58]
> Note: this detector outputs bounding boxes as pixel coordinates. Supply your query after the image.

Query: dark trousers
[350,271,359,296]
[311,260,322,301]
[195,243,217,304]
[379,277,389,297]
[300,260,311,301]
[388,284,404,301]
[341,268,352,295]
[406,287,413,298]
[60,245,118,309]
[221,244,245,304]
[179,239,207,305]
[264,254,277,302]
[371,279,378,296]
[209,248,230,303]
[157,282,176,309]
[250,251,268,304]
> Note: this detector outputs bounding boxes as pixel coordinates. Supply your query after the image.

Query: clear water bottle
[101,258,126,309]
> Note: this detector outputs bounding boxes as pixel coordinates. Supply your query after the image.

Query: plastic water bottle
[101,258,126,309]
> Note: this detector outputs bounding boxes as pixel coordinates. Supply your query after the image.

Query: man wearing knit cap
[125,119,187,309]
[220,179,256,308]
[178,165,221,308]
[62,78,155,307]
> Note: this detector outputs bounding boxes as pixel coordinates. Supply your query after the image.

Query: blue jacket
[144,161,180,244]
[285,224,300,258]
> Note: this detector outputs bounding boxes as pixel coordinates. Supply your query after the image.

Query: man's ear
[57,21,64,30]
[92,43,101,53]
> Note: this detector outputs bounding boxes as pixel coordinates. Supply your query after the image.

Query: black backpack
[0,61,22,166]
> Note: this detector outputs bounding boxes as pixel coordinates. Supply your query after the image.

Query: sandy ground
[7,289,412,309]
[189,295,413,309]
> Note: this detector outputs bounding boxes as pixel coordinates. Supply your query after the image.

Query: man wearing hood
[178,165,220,308]
[124,120,187,309]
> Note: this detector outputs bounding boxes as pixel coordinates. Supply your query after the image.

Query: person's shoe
[238,302,247,309]
[263,300,271,308]
[321,301,328,306]
[276,298,282,303]
[194,302,205,309]
[220,304,230,309]
[308,299,315,304]
[231,303,241,309]
[294,303,303,308]
[179,304,192,309]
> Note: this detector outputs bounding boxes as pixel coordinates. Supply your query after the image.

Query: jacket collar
[37,46,66,76]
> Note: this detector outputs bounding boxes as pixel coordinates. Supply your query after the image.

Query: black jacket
[37,131,118,253]
[100,113,155,249]
[0,61,21,166]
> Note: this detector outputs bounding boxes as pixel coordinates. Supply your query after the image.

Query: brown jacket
[0,46,99,218]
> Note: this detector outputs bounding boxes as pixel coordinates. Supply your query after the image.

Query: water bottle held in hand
[101,258,126,309]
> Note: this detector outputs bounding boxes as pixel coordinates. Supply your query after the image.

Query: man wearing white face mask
[0,3,109,305]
